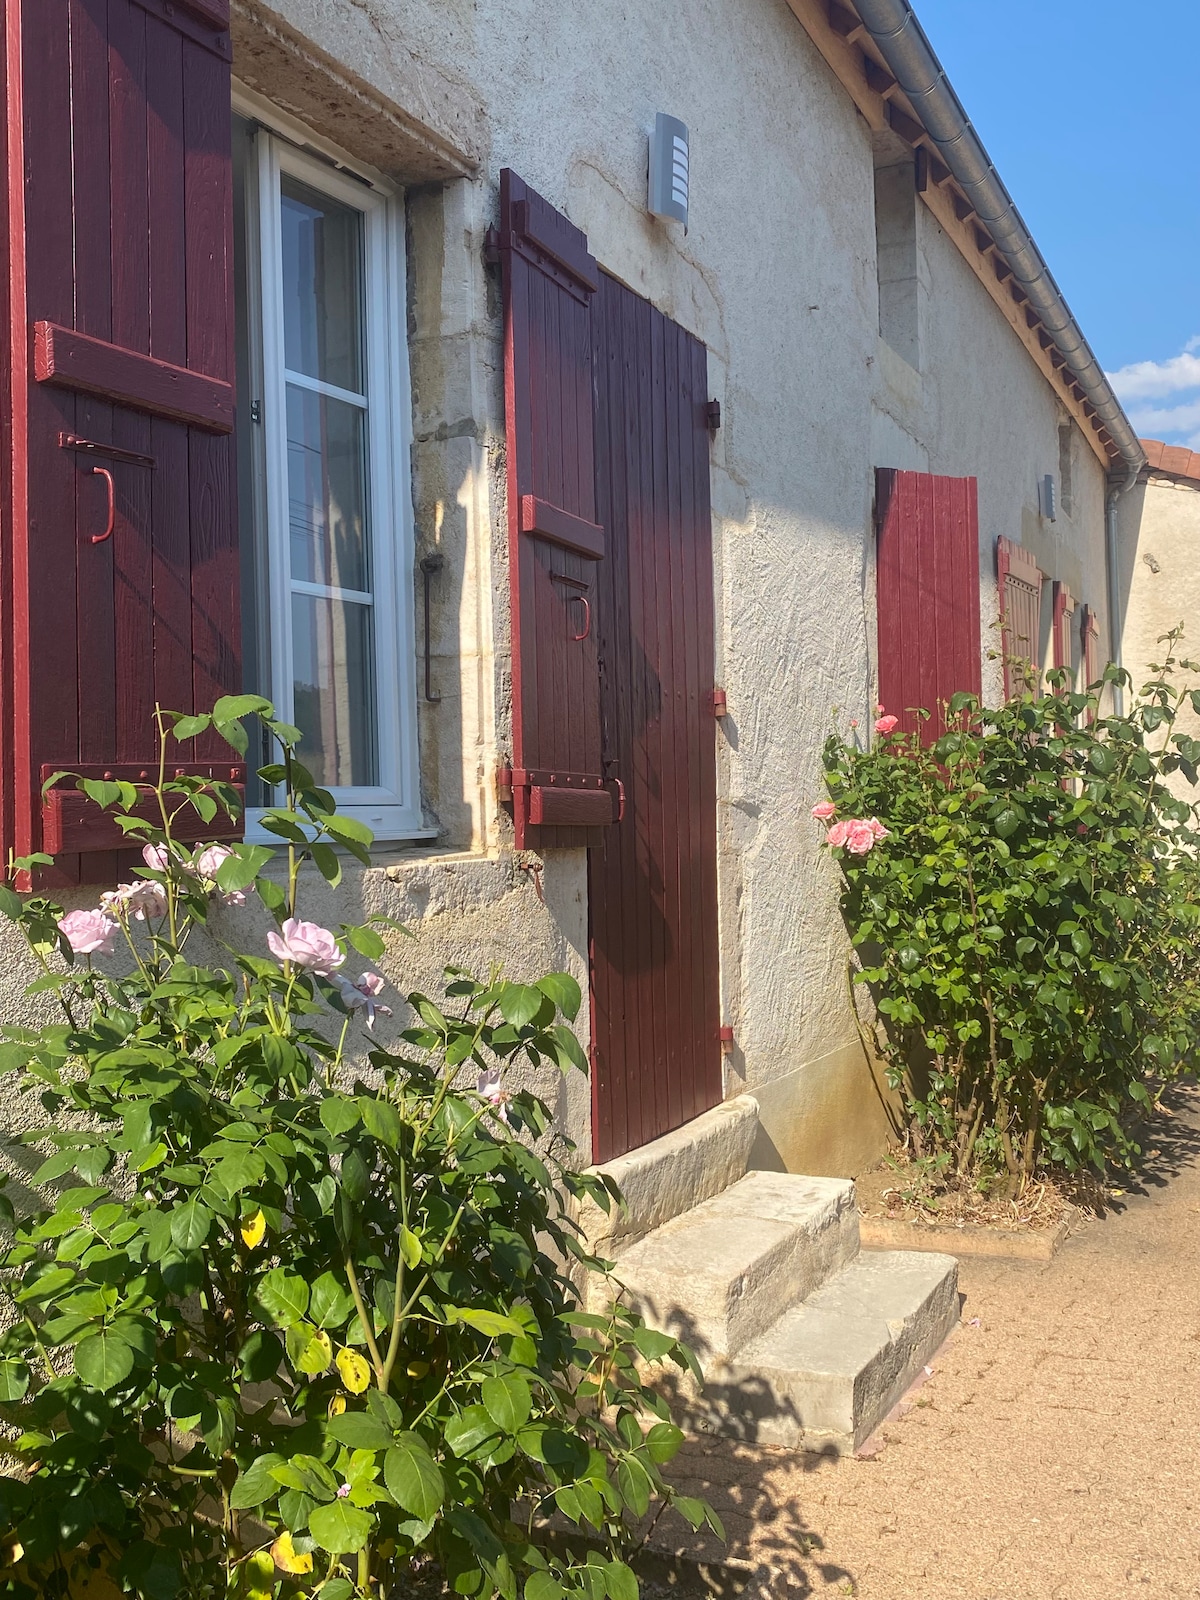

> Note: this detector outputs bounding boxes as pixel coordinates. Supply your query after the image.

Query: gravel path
[664,1087,1200,1598]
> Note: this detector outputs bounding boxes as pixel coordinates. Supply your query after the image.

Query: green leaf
[75,1329,135,1392]
[169,1197,212,1252]
[327,1412,394,1451]
[230,1453,286,1510]
[171,713,212,741]
[616,1456,651,1517]
[0,1360,29,1402]
[383,1435,445,1521]
[345,923,386,960]
[256,1268,310,1328]
[308,1498,373,1555]
[452,1307,525,1339]
[645,1421,685,1463]
[309,1272,355,1330]
[360,1098,403,1149]
[482,1374,531,1434]
[322,812,374,845]
[399,1226,422,1271]
[319,1096,362,1136]
[536,972,582,1021]
[498,983,544,1027]
[0,885,24,920]
[215,846,273,893]
[310,842,343,887]
[525,1578,564,1600]
[603,1562,639,1600]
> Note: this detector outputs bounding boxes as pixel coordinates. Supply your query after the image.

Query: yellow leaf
[9,1544,22,1564]
[298,1328,333,1375]
[336,1346,371,1394]
[328,1393,347,1417]
[240,1210,267,1249]
[406,1360,430,1379]
[270,1532,312,1575]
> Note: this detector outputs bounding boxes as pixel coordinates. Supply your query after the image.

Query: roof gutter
[850,0,1145,487]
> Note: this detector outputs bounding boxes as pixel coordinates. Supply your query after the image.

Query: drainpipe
[850,0,1146,487]
[1105,463,1140,716]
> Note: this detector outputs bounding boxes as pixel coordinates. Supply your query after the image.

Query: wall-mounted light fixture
[1039,473,1058,523]
[648,113,689,229]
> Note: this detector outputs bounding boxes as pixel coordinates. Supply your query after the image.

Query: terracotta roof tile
[1142,438,1200,485]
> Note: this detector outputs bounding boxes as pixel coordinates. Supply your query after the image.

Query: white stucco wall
[0,0,1116,1183]
[1119,471,1200,803]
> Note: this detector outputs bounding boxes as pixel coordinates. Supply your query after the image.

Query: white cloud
[1106,344,1200,403]
[1106,337,1200,450]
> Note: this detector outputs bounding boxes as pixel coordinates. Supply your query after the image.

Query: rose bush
[820,638,1200,1191]
[0,699,717,1599]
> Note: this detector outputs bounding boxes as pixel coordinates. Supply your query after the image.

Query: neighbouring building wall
[0,0,1117,1187]
[1119,467,1200,804]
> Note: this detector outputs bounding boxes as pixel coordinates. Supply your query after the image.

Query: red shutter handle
[569,593,591,642]
[89,465,115,544]
[611,775,626,822]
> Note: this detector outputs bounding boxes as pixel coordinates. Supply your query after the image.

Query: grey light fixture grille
[649,113,689,227]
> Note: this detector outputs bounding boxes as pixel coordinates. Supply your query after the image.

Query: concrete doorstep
[589,1101,960,1454]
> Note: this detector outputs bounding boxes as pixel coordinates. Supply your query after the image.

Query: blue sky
[913,0,1200,448]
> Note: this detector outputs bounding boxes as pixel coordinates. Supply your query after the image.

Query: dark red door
[589,271,721,1163]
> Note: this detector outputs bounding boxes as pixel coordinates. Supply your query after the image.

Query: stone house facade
[0,0,1144,1191]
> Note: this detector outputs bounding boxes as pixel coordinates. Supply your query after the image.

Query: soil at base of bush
[853,1148,1103,1231]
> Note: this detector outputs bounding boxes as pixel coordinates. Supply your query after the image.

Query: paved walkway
[667,1087,1200,1598]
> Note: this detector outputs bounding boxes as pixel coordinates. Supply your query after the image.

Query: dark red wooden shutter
[498,170,611,848]
[875,468,981,743]
[996,536,1043,697]
[1,0,241,885]
[588,270,721,1162]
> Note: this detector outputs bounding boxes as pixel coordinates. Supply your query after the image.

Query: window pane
[286,384,370,591]
[292,592,377,787]
[281,176,364,394]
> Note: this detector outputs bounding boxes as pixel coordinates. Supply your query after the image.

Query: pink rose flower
[194,844,234,880]
[811,801,837,820]
[101,880,168,921]
[336,971,393,1031]
[266,918,345,975]
[475,1065,511,1124]
[142,843,169,872]
[826,820,852,849]
[58,908,119,957]
[874,715,899,735]
[844,820,880,854]
[868,818,890,841]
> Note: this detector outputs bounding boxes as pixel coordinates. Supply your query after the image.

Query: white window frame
[234,91,425,842]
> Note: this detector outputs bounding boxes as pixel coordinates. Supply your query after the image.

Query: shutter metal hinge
[711,688,728,718]
[483,226,502,268]
[705,399,721,434]
[496,765,514,803]
[719,1026,735,1054]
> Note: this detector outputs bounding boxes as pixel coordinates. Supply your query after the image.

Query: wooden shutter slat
[876,468,981,744]
[500,169,607,848]
[35,323,234,431]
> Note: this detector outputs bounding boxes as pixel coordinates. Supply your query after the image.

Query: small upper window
[233,107,421,838]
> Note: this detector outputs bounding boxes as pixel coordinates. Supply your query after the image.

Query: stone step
[694,1249,960,1453]
[611,1170,859,1360]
